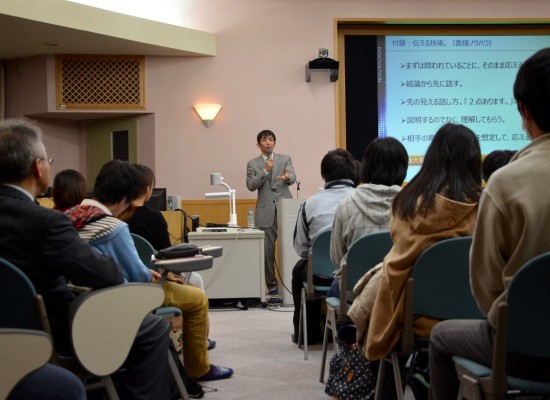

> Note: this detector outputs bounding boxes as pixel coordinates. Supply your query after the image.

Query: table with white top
[188,228,265,302]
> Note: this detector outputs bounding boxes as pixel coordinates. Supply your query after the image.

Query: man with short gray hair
[0,118,172,400]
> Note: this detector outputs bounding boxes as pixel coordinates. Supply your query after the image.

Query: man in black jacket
[0,118,171,400]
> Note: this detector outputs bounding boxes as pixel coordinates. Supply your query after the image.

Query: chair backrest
[307,229,334,293]
[503,251,550,381]
[412,236,483,320]
[345,231,393,292]
[0,257,49,332]
[131,233,156,268]
[400,236,483,353]
[340,231,393,315]
[68,283,164,376]
[0,328,53,400]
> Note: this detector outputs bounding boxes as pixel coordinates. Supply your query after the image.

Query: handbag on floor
[325,325,404,400]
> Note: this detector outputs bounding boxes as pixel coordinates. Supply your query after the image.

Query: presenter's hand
[277,168,290,181]
[265,158,274,173]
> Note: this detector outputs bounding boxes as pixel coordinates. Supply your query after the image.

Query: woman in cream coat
[349,123,482,361]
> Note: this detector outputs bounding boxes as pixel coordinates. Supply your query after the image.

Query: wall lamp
[193,104,222,127]
[205,173,237,227]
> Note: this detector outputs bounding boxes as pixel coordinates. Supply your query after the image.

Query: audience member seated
[118,163,214,349]
[428,47,550,400]
[352,123,482,363]
[0,118,172,400]
[328,137,409,300]
[291,148,358,344]
[119,163,173,250]
[64,160,233,383]
[481,149,516,184]
[119,163,205,289]
[52,169,87,212]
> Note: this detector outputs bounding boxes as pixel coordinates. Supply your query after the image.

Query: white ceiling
[0,1,216,120]
[0,1,216,60]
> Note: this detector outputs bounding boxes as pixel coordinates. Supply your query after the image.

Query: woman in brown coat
[356,123,483,361]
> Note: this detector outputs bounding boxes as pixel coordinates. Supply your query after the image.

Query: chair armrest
[199,245,223,258]
[154,306,182,319]
[153,254,213,273]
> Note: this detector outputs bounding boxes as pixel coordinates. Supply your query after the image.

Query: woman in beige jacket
[349,123,482,362]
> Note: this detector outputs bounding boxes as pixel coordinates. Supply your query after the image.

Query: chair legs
[319,306,339,382]
[374,350,405,400]
[456,370,484,400]
[298,287,309,360]
[84,350,190,400]
[168,349,190,400]
[85,376,120,400]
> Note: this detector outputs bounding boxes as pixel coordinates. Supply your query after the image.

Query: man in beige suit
[246,130,296,298]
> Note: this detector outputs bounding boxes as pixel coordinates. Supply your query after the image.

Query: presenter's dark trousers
[260,216,278,293]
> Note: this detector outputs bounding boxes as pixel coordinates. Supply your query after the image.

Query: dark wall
[344,35,379,161]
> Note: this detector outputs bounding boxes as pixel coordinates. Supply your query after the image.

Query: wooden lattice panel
[56,55,145,109]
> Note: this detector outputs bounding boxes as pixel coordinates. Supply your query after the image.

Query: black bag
[156,243,200,259]
[405,351,430,400]
[325,325,405,400]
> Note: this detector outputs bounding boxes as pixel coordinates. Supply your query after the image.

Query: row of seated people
[0,118,231,400]
[291,123,479,397]
[291,47,550,399]
[54,161,232,397]
[292,141,515,347]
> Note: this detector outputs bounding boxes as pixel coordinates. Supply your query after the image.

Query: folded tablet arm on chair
[0,328,53,400]
[68,283,165,377]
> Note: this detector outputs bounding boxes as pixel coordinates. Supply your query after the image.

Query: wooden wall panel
[162,199,257,244]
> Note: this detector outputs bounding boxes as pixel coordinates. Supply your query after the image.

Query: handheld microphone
[267,148,273,159]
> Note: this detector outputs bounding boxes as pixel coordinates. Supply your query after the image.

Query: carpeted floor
[201,300,416,400]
